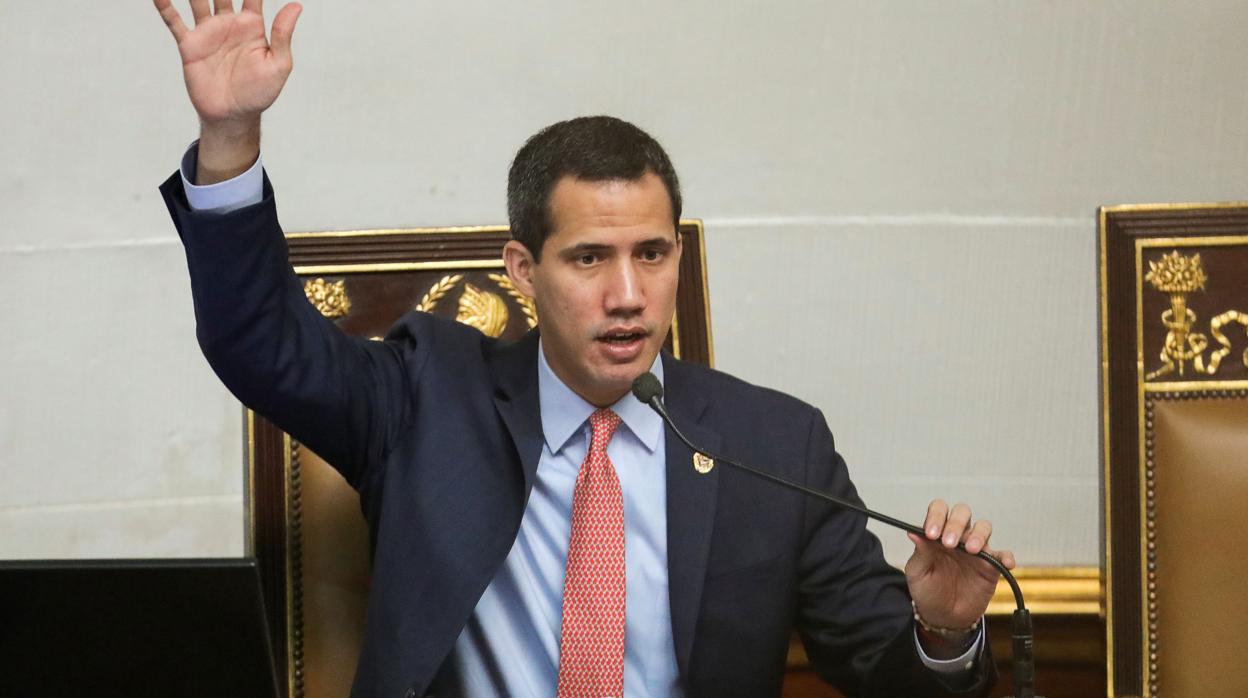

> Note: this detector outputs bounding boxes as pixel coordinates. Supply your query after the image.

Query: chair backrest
[1099,204,1248,698]
[245,222,714,698]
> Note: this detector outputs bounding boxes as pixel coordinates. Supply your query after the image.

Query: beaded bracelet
[912,600,980,639]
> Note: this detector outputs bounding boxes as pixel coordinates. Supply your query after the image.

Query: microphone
[631,372,1038,698]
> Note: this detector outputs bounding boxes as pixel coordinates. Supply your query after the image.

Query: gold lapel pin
[693,452,715,475]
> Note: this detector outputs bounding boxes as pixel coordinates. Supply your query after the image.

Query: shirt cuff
[913,622,985,675]
[179,140,264,214]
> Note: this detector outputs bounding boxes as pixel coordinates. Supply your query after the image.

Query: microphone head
[631,372,664,404]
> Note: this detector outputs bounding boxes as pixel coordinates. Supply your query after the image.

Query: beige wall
[3,1,1247,565]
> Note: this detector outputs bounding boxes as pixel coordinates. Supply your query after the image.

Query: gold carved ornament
[416,273,539,338]
[303,278,351,318]
[415,274,464,313]
[488,273,539,329]
[303,277,384,340]
[456,283,510,339]
[302,274,540,339]
[1144,250,1248,380]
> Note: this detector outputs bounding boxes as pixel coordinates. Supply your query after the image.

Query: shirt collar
[537,340,664,455]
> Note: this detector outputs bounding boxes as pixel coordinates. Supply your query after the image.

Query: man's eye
[578,254,598,265]
[641,249,662,261]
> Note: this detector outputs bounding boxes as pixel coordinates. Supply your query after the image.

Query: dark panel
[252,414,293,697]
[675,223,713,366]
[0,559,279,698]
[288,230,513,266]
[1101,207,1146,695]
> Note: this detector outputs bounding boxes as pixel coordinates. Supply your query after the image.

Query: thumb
[906,532,941,570]
[270,3,303,66]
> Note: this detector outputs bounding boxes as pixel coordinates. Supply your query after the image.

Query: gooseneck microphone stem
[643,391,1024,604]
[631,373,1037,698]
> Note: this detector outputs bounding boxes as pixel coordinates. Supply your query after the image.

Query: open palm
[154,0,302,124]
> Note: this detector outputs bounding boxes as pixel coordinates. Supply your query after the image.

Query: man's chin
[576,338,664,403]
[585,363,653,405]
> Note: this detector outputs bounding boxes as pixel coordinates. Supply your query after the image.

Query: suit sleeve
[794,409,996,697]
[159,170,421,489]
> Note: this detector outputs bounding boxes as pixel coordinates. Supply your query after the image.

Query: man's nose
[604,259,644,314]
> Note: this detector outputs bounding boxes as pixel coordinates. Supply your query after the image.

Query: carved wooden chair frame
[1100,203,1248,697]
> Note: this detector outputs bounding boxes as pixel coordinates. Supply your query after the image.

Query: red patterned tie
[556,408,626,698]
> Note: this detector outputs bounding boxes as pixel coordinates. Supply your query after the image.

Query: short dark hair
[507,115,683,260]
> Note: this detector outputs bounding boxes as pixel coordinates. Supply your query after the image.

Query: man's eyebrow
[635,237,676,249]
[557,237,677,257]
[558,242,614,257]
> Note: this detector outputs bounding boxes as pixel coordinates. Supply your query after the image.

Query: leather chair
[1100,204,1248,698]
[244,222,714,698]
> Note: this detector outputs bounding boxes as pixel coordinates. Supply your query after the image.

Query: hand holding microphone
[631,372,1039,698]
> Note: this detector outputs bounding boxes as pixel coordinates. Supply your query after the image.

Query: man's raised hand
[154,0,302,183]
[155,0,301,124]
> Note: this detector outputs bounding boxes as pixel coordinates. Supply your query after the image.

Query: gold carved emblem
[488,273,539,329]
[416,274,464,313]
[1202,309,1248,374]
[415,273,539,338]
[693,452,714,475]
[304,278,351,318]
[456,283,510,338]
[1145,250,1248,380]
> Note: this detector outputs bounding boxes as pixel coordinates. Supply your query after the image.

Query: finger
[189,0,212,24]
[990,548,1016,570]
[269,3,302,65]
[963,519,993,554]
[923,499,948,540]
[153,0,190,43]
[242,0,263,16]
[213,0,235,14]
[979,546,1016,570]
[941,503,972,548]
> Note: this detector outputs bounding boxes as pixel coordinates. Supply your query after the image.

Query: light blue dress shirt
[177,143,983,694]
[436,345,682,697]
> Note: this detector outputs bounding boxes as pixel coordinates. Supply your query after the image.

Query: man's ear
[503,240,538,298]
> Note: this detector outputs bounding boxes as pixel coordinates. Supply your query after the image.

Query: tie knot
[588,408,622,451]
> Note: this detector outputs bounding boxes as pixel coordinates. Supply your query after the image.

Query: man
[153,1,1016,696]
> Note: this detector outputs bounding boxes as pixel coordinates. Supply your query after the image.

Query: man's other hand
[904,499,1016,639]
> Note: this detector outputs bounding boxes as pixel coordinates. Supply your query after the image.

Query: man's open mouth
[598,329,647,345]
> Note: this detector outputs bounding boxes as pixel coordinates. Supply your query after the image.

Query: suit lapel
[661,353,722,680]
[488,330,545,492]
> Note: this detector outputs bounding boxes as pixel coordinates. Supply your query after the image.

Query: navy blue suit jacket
[161,172,993,697]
